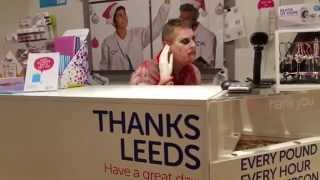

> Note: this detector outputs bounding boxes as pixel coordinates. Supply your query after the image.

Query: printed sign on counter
[91,106,207,180]
[212,138,320,180]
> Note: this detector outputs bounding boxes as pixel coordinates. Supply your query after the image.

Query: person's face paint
[170,27,196,66]
[114,8,128,29]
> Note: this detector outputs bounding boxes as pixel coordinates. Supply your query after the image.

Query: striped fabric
[59,55,71,75]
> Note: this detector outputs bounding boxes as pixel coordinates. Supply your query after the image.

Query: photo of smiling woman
[89,0,170,71]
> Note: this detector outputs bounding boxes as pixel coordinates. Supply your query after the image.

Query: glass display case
[275,27,320,92]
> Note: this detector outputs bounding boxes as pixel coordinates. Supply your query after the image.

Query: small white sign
[279,3,320,27]
[24,52,60,92]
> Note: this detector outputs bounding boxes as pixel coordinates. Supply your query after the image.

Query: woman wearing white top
[100,0,170,70]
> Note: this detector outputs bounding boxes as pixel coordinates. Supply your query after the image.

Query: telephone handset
[159,45,173,81]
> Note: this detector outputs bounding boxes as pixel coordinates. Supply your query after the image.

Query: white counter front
[0,85,224,180]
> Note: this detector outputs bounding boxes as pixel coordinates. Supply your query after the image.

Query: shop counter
[1,85,320,180]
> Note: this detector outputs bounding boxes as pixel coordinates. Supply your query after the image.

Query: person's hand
[159,44,173,84]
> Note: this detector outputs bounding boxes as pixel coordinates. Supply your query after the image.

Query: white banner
[278,3,320,27]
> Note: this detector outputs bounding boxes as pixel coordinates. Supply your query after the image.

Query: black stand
[250,32,271,88]
[253,46,263,85]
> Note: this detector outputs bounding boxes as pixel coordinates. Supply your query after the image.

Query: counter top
[4,85,224,100]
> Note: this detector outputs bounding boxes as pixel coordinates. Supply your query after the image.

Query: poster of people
[88,0,224,72]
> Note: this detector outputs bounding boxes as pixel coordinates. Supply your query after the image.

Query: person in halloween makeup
[100,0,170,70]
[130,18,201,85]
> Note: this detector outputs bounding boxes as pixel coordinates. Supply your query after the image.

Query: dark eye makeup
[180,38,191,45]
[179,36,195,45]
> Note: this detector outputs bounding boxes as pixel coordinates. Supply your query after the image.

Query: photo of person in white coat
[100,0,170,71]
[179,0,217,69]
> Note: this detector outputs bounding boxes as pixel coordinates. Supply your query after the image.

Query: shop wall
[1,0,316,81]
[234,0,276,81]
[0,0,85,61]
[27,0,84,36]
[234,0,312,81]
[23,0,316,81]
[0,0,29,59]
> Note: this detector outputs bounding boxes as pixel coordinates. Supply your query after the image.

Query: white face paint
[171,28,196,66]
